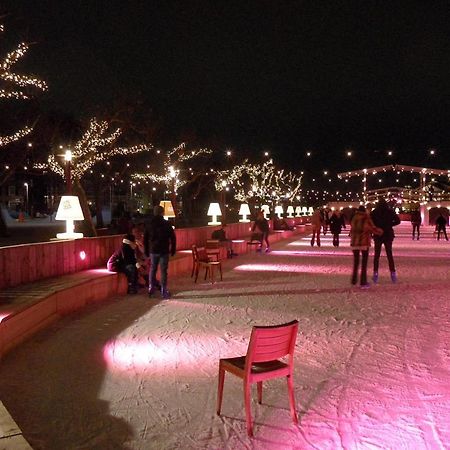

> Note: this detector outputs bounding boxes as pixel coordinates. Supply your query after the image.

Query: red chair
[192,245,223,283]
[217,320,299,437]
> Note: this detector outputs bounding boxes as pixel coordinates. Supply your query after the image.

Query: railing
[0,217,310,290]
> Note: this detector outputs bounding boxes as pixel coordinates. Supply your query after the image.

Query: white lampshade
[274,205,283,218]
[207,202,222,225]
[239,203,251,223]
[308,206,314,215]
[301,206,308,214]
[286,205,294,218]
[295,206,302,217]
[159,200,175,220]
[55,195,84,239]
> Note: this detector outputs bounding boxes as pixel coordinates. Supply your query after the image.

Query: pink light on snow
[234,263,348,274]
[103,336,220,375]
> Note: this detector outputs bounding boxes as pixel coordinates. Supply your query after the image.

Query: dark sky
[3,0,450,174]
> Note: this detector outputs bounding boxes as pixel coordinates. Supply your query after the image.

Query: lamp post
[24,182,29,214]
[220,180,227,221]
[64,150,72,194]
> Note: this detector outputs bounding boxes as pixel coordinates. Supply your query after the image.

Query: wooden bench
[0,269,127,359]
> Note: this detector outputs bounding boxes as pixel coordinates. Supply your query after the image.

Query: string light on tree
[1,24,47,148]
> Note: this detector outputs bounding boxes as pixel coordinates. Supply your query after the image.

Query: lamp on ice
[55,195,84,239]
[239,203,251,223]
[261,204,270,219]
[207,202,222,226]
[159,200,175,221]
[275,205,283,219]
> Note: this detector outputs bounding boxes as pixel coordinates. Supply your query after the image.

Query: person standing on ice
[310,208,323,247]
[144,205,176,299]
[435,213,449,241]
[350,205,381,287]
[252,210,271,253]
[410,208,422,240]
[329,209,346,247]
[370,198,401,283]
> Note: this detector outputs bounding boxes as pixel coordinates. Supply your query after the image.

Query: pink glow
[234,263,348,274]
[79,250,86,260]
[0,313,11,322]
[90,268,111,274]
[103,336,221,375]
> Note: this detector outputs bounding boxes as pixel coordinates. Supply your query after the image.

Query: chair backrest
[206,239,220,249]
[192,245,209,262]
[246,320,298,365]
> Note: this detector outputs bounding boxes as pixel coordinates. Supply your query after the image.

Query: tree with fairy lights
[0,22,47,236]
[215,158,302,212]
[132,142,212,218]
[0,23,47,147]
[36,117,153,236]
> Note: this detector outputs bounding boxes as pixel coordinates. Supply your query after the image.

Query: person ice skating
[329,210,346,247]
[435,213,449,241]
[350,206,382,287]
[144,205,176,299]
[370,198,401,283]
[410,209,421,240]
[252,210,270,253]
[107,234,140,294]
[211,222,237,258]
[310,208,323,247]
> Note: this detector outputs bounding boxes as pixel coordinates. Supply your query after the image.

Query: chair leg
[217,365,225,415]
[244,382,253,437]
[219,263,223,281]
[257,381,263,404]
[191,262,195,278]
[194,265,199,283]
[210,265,215,284]
[287,374,298,424]
[204,267,208,280]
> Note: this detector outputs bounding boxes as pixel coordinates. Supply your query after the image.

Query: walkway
[0,223,449,449]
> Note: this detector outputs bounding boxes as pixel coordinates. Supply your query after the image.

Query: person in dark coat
[252,210,270,252]
[329,210,346,247]
[144,205,177,299]
[435,213,449,241]
[107,234,140,294]
[370,198,401,283]
[410,209,422,240]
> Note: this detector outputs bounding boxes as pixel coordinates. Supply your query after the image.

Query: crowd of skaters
[107,201,448,296]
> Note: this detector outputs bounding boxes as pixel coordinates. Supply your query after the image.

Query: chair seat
[221,356,288,374]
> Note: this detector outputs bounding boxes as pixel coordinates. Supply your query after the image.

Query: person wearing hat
[144,205,177,299]
[350,205,382,287]
[370,198,401,283]
[107,233,140,294]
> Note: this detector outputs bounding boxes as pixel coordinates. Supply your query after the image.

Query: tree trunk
[95,190,104,228]
[0,205,9,237]
[73,181,97,237]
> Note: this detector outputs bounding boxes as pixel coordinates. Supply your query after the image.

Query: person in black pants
[410,209,421,240]
[370,198,401,283]
[435,214,449,241]
[329,210,346,247]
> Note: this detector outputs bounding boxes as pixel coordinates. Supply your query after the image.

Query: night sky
[3,1,450,175]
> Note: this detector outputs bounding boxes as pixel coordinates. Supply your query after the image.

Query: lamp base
[208,221,221,226]
[56,232,84,240]
[239,219,251,223]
